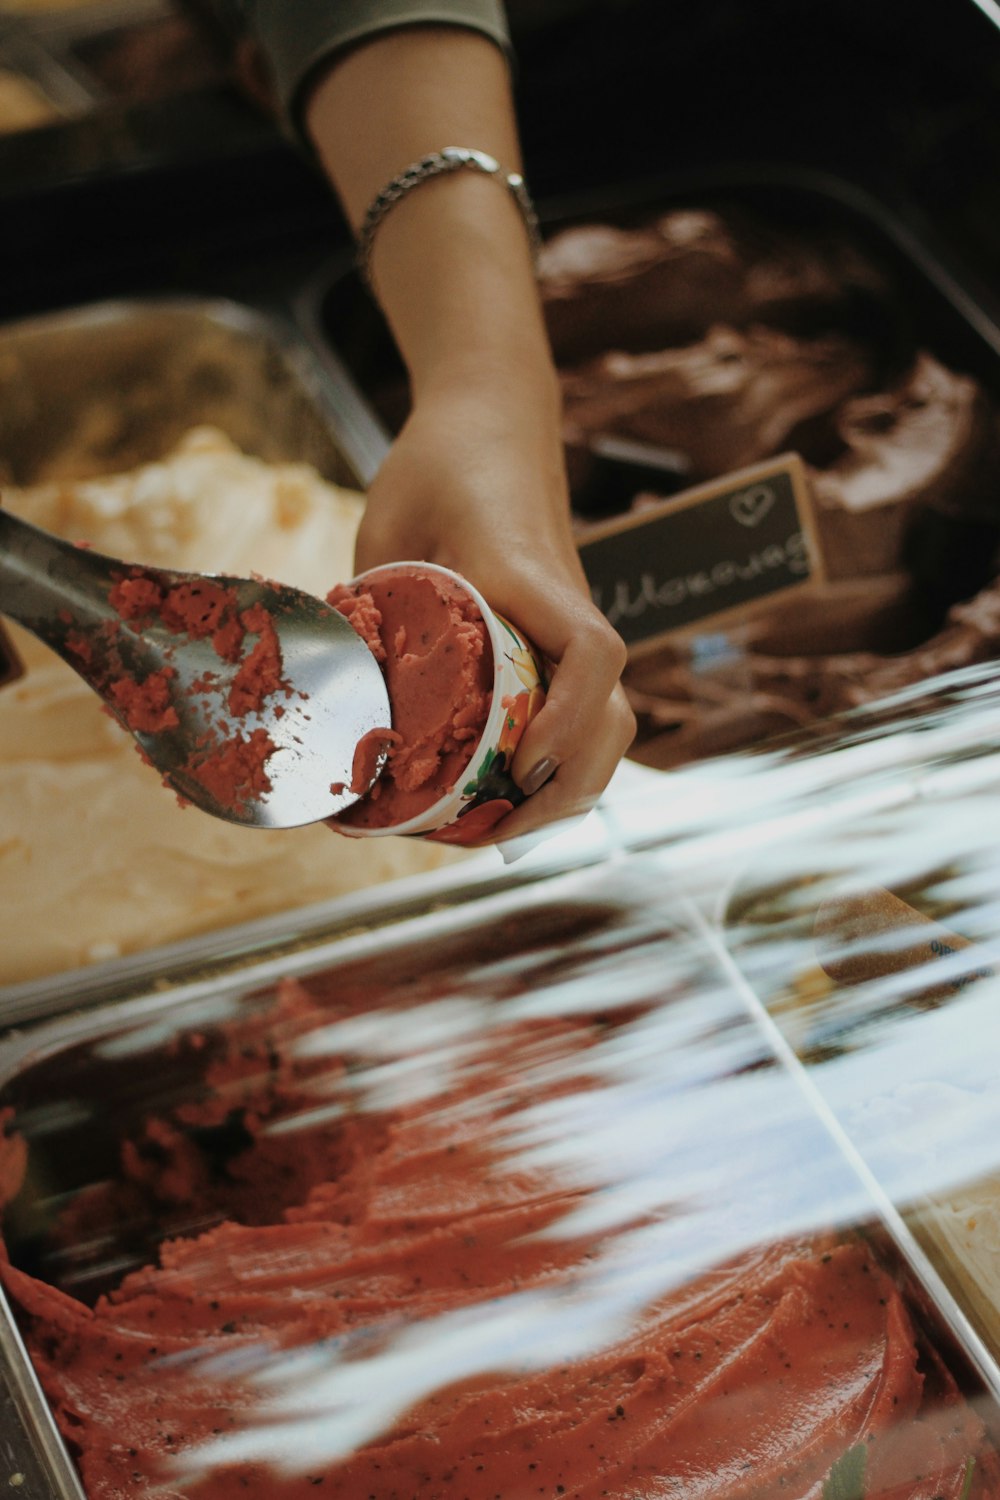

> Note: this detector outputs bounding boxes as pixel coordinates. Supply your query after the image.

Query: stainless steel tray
[0,295,365,488]
[0,22,96,123]
[0,0,217,129]
[3,851,1000,1494]
[0,848,518,1030]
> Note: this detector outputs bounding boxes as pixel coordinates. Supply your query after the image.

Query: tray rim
[0,288,380,487]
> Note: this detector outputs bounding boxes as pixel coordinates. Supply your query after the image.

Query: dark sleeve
[224,0,511,130]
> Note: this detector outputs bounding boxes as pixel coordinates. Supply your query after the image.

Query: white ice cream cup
[330,562,547,844]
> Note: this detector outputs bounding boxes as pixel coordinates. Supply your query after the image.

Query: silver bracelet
[356,146,542,288]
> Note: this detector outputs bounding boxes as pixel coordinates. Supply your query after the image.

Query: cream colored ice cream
[0,428,465,986]
[0,69,58,133]
[909,1187,1000,1358]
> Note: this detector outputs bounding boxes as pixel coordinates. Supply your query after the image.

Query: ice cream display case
[7,734,1000,1498]
[0,295,377,488]
[2,7,1000,1492]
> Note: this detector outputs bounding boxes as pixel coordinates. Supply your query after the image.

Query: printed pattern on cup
[424,616,547,846]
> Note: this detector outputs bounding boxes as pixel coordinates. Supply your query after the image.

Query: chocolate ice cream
[541,202,1000,769]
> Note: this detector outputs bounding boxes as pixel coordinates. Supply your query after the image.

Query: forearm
[302,24,634,837]
[303,27,555,404]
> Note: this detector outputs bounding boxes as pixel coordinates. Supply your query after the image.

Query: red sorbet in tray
[2,977,999,1500]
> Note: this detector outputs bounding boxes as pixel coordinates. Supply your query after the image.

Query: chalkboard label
[577,453,823,655]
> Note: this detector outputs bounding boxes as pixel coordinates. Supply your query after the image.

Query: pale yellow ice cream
[0,69,58,133]
[910,1191,1000,1359]
[0,428,465,986]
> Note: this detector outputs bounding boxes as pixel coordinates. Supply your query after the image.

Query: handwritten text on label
[593,531,808,629]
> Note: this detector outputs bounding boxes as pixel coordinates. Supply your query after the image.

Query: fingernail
[522,755,559,797]
[500,833,544,865]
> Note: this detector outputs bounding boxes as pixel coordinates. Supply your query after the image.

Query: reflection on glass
[5,800,1000,1495]
[724,667,1000,1379]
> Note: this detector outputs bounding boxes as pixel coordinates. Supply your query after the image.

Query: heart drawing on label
[729,484,775,528]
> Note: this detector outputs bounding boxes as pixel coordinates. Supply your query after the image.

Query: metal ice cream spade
[0,509,392,828]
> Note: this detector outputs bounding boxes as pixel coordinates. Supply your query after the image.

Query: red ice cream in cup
[327,562,546,844]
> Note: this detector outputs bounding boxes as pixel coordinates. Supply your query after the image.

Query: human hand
[355,362,636,846]
[299,2,633,846]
